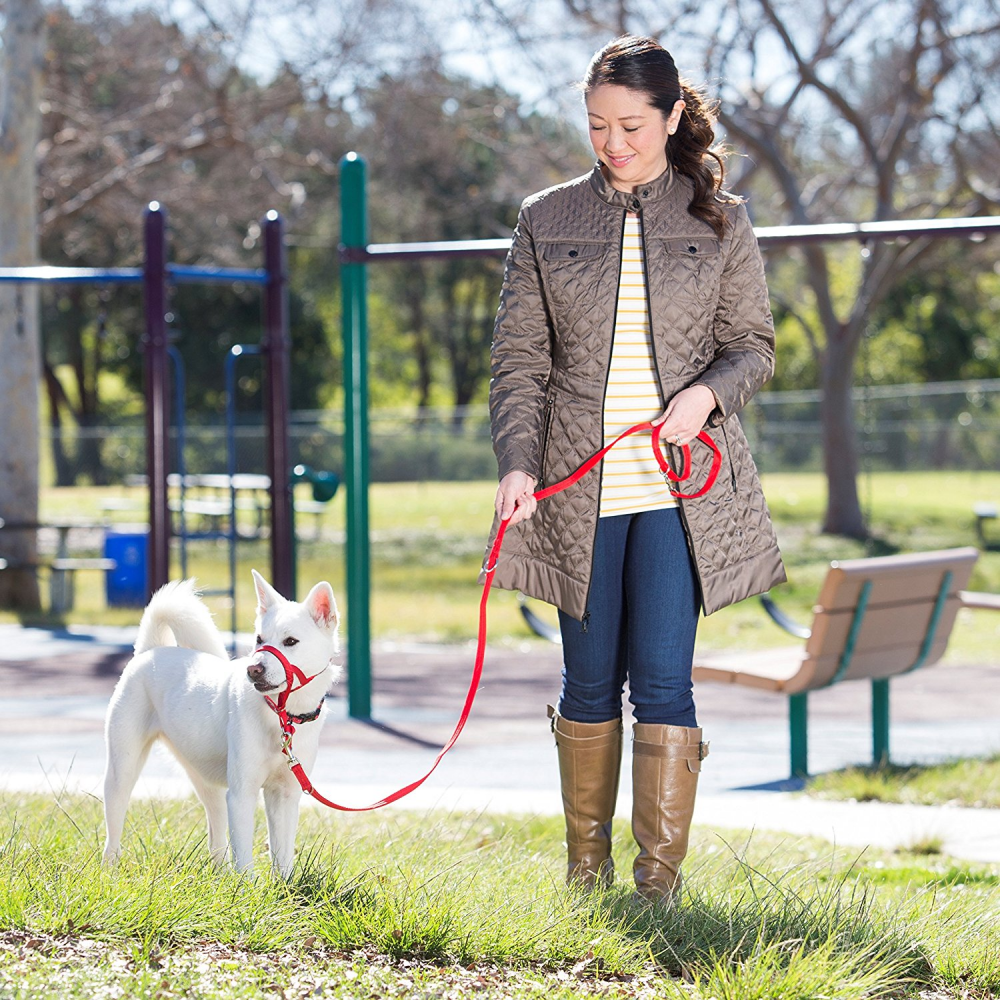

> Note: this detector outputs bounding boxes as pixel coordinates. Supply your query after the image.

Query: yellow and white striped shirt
[599,214,676,517]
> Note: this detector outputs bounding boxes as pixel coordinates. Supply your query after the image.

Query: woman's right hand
[495,471,538,525]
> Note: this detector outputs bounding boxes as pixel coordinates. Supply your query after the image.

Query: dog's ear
[251,569,284,614]
[304,582,338,632]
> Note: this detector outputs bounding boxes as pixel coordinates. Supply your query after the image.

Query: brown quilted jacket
[486,163,786,618]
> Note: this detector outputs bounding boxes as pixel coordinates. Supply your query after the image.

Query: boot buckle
[698,741,709,761]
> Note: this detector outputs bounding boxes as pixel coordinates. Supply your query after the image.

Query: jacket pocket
[718,420,738,493]
[540,241,605,262]
[538,396,556,487]
[659,237,723,302]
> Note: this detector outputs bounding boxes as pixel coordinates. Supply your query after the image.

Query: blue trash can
[104,528,149,607]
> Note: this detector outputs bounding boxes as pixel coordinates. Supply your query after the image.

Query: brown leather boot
[631,723,709,902]
[549,706,623,889]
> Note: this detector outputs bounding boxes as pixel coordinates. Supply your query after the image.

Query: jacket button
[642,188,651,197]
[568,249,578,257]
[688,245,698,253]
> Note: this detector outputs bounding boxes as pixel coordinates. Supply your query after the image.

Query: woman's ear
[667,99,686,135]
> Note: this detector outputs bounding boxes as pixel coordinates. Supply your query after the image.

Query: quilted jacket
[486,162,787,618]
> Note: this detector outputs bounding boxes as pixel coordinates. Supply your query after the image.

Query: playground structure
[3,157,998,725]
[0,203,295,618]
[338,149,1000,719]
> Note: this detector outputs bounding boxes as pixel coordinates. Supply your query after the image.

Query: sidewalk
[1,624,998,862]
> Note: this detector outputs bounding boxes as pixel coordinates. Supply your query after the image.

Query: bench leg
[872,678,890,768]
[789,693,808,780]
[50,569,73,614]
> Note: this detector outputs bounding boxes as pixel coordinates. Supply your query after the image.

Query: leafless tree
[458,0,1000,537]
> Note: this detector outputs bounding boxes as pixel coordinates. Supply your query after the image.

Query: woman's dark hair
[583,35,735,238]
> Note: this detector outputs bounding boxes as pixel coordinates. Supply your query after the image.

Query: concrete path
[1,624,998,863]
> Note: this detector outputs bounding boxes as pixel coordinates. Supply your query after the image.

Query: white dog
[102,570,339,876]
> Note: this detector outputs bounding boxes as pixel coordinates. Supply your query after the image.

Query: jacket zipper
[637,195,709,609]
[581,205,629,630]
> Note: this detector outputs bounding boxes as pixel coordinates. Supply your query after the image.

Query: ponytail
[668,81,737,240]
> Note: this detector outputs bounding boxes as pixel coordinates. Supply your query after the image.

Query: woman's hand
[653,384,718,446]
[495,471,538,525]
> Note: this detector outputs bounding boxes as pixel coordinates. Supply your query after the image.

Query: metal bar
[340,152,372,719]
[755,215,1000,248]
[904,571,953,673]
[167,346,187,580]
[143,202,171,598]
[169,264,269,285]
[872,678,890,767]
[789,692,808,779]
[826,579,873,687]
[338,214,1000,264]
[263,211,294,599]
[226,345,260,647]
[0,265,267,285]
[0,266,143,283]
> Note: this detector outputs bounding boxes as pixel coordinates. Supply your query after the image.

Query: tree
[36,3,346,482]
[457,0,1000,536]
[359,61,586,422]
[0,0,45,610]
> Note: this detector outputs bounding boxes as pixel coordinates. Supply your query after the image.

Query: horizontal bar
[0,266,143,284]
[0,265,269,286]
[340,215,1000,264]
[168,265,269,285]
[755,215,1000,248]
[340,239,511,263]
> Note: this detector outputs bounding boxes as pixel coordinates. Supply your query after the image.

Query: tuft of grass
[2,792,1000,998]
[806,754,1000,809]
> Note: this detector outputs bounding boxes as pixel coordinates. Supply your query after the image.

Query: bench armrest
[759,593,812,639]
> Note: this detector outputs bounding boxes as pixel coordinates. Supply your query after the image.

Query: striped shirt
[599,214,676,517]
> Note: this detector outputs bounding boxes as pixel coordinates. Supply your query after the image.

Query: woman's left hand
[653,385,718,447]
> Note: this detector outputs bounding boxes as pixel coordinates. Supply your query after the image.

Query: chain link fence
[42,379,1000,487]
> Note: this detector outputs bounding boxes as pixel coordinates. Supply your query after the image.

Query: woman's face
[585,84,683,193]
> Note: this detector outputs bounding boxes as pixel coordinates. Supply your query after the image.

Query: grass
[806,753,1000,809]
[1,791,999,998]
[4,471,1000,662]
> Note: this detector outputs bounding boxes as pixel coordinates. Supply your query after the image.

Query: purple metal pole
[263,211,293,598]
[143,202,171,598]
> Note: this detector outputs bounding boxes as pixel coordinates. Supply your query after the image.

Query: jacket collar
[587,161,676,207]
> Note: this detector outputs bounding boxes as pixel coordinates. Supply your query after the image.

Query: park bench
[691,547,981,779]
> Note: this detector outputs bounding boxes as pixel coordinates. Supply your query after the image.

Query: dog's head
[245,569,339,694]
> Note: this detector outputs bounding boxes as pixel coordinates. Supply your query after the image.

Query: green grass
[6,471,1000,661]
[806,753,1000,809]
[1,791,999,998]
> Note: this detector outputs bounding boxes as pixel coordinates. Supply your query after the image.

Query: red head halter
[253,644,322,715]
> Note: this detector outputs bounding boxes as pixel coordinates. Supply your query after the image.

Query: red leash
[267,421,721,811]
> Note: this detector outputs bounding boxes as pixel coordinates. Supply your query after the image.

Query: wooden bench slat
[815,547,979,611]
[798,636,951,690]
[693,647,806,691]
[805,596,964,661]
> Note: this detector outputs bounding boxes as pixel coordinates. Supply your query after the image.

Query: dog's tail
[133,579,229,660]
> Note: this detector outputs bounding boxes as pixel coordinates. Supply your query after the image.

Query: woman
[487,35,786,901]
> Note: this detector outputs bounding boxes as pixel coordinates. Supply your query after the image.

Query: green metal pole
[340,152,372,719]
[872,678,890,767]
[789,692,809,780]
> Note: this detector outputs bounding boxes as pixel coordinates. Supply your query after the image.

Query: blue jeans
[557,507,700,727]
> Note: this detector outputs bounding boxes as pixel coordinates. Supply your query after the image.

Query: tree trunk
[820,326,866,539]
[0,0,45,610]
[43,362,76,487]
